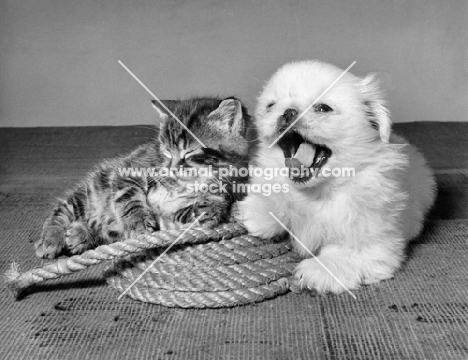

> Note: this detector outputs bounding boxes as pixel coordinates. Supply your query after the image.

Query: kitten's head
[152,97,251,186]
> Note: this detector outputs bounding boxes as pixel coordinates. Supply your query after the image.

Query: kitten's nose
[278,108,298,129]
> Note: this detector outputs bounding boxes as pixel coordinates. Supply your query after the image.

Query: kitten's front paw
[35,225,66,259]
[123,212,157,239]
[65,221,92,255]
[174,202,220,229]
[143,214,158,232]
[193,203,220,228]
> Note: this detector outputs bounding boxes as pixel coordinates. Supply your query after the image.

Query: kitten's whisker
[252,77,265,85]
[133,125,157,132]
[121,177,144,187]
[244,136,263,143]
[131,137,157,143]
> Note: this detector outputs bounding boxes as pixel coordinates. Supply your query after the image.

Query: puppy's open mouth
[276,130,332,183]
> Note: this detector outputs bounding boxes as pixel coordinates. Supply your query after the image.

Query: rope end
[4,261,24,299]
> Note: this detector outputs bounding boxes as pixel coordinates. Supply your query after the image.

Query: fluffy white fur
[238,60,436,294]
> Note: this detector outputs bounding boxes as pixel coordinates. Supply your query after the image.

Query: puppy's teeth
[294,143,315,166]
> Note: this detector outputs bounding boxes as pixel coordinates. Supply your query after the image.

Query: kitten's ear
[151,100,178,121]
[361,74,392,143]
[209,98,244,134]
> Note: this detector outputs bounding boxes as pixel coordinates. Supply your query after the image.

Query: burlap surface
[0,124,467,360]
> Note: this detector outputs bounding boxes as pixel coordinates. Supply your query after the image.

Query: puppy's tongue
[285,143,332,182]
[285,142,316,170]
[277,130,332,182]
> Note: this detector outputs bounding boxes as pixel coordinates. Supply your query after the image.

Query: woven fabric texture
[0,124,467,360]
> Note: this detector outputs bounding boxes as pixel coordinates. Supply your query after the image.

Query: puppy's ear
[151,100,178,121]
[361,74,392,143]
[208,98,245,134]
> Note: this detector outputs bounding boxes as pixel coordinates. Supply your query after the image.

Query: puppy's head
[256,60,391,184]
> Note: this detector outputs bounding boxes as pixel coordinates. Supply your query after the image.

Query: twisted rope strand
[107,252,298,292]
[123,240,292,276]
[5,223,246,299]
[108,276,292,308]
[5,222,301,307]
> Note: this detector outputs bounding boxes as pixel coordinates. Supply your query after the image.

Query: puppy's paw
[65,221,92,255]
[237,198,285,239]
[294,257,362,295]
[294,243,402,294]
[242,217,279,238]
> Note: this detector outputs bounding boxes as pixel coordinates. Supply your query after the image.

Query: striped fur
[35,97,251,259]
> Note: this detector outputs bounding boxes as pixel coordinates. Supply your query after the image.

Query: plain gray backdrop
[0,0,467,127]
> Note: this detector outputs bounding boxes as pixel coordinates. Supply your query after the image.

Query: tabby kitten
[35,97,251,259]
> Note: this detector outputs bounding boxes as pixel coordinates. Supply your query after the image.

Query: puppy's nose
[278,108,298,129]
[283,109,298,122]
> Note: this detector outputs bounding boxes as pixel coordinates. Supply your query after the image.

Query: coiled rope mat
[5,223,301,308]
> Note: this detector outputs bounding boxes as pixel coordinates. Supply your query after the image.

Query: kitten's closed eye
[183,149,207,165]
[187,151,220,165]
[186,154,207,164]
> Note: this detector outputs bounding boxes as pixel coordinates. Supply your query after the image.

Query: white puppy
[238,61,436,294]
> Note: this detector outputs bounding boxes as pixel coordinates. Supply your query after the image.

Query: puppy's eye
[266,102,276,110]
[314,104,333,113]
